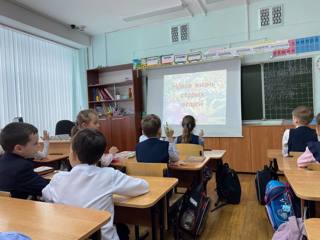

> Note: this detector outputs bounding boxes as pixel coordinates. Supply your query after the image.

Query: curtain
[0,25,84,135]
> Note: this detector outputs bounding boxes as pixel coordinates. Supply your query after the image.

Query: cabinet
[87,64,142,151]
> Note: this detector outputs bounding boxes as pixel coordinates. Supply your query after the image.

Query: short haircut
[141,114,161,138]
[0,122,38,152]
[292,106,314,125]
[72,128,106,165]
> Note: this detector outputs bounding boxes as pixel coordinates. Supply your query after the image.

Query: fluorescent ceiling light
[123,4,187,22]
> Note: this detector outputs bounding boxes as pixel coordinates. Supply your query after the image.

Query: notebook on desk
[183,156,205,163]
[34,166,54,175]
[114,151,135,160]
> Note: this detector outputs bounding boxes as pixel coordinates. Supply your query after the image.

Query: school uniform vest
[135,138,169,163]
[288,126,317,153]
[176,134,200,144]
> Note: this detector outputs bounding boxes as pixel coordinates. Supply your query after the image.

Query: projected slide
[163,70,227,125]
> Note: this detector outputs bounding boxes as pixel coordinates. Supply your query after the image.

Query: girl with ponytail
[176,115,204,145]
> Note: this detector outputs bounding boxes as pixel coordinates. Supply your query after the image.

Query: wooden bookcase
[87,64,143,151]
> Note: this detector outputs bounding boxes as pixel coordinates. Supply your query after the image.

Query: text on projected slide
[163,70,227,125]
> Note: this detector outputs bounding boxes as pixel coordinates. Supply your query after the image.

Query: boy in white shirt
[42,128,149,240]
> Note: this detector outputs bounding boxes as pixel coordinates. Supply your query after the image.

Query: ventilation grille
[171,24,189,43]
[259,5,283,28]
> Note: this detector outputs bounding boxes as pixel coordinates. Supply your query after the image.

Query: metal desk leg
[151,206,157,240]
[91,229,101,240]
[135,225,140,240]
[159,198,165,240]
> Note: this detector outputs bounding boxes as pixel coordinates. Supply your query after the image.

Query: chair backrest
[55,120,75,136]
[0,191,11,197]
[176,143,204,156]
[125,162,167,177]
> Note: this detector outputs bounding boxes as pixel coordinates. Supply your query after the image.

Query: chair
[55,120,75,136]
[125,162,168,177]
[0,191,11,197]
[125,162,184,231]
[176,143,204,156]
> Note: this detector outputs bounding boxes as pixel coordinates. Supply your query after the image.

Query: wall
[89,0,320,68]
[0,0,90,48]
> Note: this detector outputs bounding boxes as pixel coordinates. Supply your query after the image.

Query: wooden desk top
[33,154,69,163]
[0,197,110,240]
[284,169,320,201]
[267,149,283,159]
[277,157,300,171]
[304,218,320,240]
[111,150,226,171]
[169,156,211,171]
[114,176,178,209]
[204,150,226,159]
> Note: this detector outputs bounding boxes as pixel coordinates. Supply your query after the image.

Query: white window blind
[0,25,79,135]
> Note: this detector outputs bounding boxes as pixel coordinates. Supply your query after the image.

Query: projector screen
[146,59,242,137]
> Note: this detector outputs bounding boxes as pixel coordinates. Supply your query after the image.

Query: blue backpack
[264,180,296,231]
[0,232,31,240]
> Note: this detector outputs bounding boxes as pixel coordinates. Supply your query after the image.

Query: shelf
[88,80,133,88]
[89,99,134,104]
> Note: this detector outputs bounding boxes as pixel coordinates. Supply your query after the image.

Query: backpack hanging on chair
[265,180,297,231]
[175,180,211,240]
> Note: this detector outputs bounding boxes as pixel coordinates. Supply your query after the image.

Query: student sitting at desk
[0,122,49,199]
[42,128,149,240]
[282,106,317,157]
[298,113,320,167]
[72,109,119,167]
[136,114,179,164]
[175,115,204,145]
[0,130,49,159]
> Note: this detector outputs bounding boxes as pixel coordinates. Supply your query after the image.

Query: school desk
[0,196,110,240]
[277,157,300,171]
[170,150,226,188]
[33,154,69,169]
[38,140,71,155]
[111,150,226,188]
[114,176,178,240]
[304,218,320,240]
[284,169,320,218]
[41,172,177,240]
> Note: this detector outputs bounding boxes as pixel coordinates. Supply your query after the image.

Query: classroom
[0,0,320,239]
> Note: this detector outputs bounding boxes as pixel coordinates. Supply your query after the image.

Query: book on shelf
[98,88,111,101]
[103,88,114,100]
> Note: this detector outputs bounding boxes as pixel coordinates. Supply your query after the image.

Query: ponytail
[181,115,195,143]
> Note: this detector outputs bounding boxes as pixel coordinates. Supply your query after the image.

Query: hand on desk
[109,146,119,155]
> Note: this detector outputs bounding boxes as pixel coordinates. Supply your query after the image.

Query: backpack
[255,159,279,205]
[272,216,307,240]
[265,180,296,231]
[176,182,211,239]
[212,162,241,211]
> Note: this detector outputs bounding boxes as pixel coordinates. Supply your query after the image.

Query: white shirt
[282,129,290,157]
[42,164,149,240]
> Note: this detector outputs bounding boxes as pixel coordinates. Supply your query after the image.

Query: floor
[129,174,274,240]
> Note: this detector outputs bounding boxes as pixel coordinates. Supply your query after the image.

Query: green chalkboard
[241,65,263,120]
[264,58,313,119]
[241,58,313,120]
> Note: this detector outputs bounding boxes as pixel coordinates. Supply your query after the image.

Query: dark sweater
[0,152,49,198]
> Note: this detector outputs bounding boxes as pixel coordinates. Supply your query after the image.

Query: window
[0,25,80,134]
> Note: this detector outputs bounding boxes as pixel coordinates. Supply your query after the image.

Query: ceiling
[9,0,251,35]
